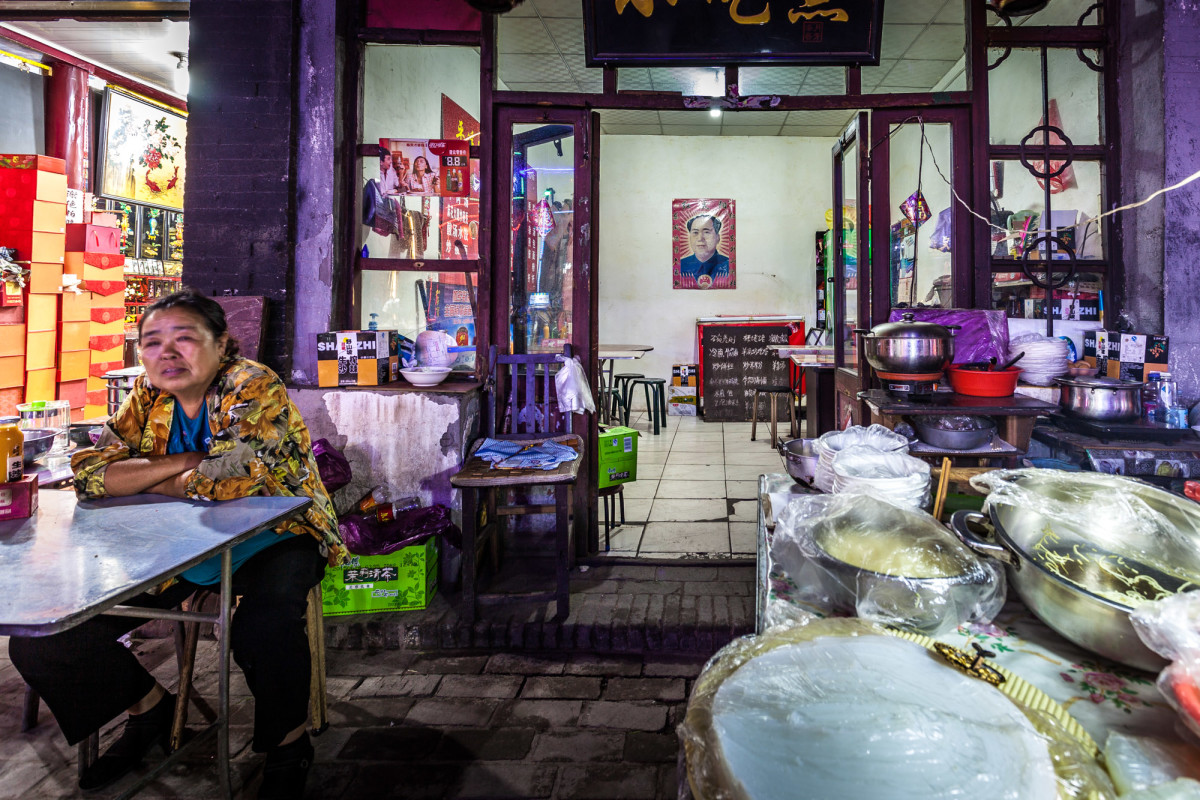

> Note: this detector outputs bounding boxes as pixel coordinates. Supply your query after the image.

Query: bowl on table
[945,365,1021,398]
[400,367,453,387]
[911,416,996,451]
[21,428,58,465]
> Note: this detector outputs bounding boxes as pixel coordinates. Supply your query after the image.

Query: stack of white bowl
[830,446,932,510]
[813,424,910,493]
[1011,334,1070,386]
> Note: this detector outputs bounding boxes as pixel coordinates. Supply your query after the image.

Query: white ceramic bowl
[400,367,452,387]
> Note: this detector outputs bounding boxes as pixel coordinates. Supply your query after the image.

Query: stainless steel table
[0,490,312,799]
[598,345,653,424]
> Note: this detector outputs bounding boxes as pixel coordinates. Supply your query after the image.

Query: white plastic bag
[555,355,596,415]
[1131,592,1200,740]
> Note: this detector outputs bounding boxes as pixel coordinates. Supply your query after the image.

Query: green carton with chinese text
[320,537,438,616]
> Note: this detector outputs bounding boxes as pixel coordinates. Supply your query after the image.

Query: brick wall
[183,0,298,374]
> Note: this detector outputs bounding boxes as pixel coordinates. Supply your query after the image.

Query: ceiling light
[709,107,722,118]
[170,51,188,96]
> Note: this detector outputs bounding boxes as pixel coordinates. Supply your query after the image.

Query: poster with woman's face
[673,199,736,290]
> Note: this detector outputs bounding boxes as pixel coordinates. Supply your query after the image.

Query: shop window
[987,158,1106,262]
[886,121,954,309]
[357,44,482,370]
[496,11,601,94]
[988,47,1102,147]
[739,67,846,97]
[987,0,1104,27]
[508,123,574,355]
[839,138,859,366]
[991,270,1103,324]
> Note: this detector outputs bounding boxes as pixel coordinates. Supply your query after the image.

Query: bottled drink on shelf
[374,497,421,522]
[0,416,23,482]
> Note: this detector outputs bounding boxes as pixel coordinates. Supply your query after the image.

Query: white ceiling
[0,19,188,100]
[500,0,968,136]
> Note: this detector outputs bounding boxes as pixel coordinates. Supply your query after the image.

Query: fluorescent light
[709,107,722,118]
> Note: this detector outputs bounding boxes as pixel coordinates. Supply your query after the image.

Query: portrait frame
[673,198,736,290]
[97,87,187,212]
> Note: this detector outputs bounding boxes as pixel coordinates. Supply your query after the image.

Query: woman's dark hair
[137,287,241,357]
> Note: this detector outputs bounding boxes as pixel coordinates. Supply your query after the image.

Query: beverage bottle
[1142,373,1161,420]
[357,485,398,513]
[0,416,23,482]
[374,497,421,522]
[1157,373,1178,422]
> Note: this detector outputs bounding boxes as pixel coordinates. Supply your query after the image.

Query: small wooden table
[859,389,1058,452]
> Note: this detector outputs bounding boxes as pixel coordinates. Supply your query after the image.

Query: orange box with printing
[86,389,107,407]
[58,378,86,408]
[89,360,123,379]
[27,261,63,294]
[89,333,125,352]
[58,351,89,382]
[0,324,23,357]
[61,321,90,351]
[90,305,124,325]
[64,251,123,278]
[25,330,56,370]
[24,368,56,402]
[85,279,125,297]
[65,224,120,255]
[0,386,23,415]
[60,290,91,322]
[25,293,58,332]
[0,229,64,264]
[0,355,23,388]
[0,199,65,233]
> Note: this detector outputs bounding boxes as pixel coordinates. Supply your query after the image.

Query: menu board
[700,324,793,422]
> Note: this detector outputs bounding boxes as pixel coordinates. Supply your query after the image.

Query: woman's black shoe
[78,693,176,793]
[257,732,314,800]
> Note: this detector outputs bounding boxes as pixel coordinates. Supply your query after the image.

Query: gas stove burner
[882,378,940,398]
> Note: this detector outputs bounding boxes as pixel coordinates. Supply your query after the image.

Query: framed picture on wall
[97,87,187,212]
[673,198,736,290]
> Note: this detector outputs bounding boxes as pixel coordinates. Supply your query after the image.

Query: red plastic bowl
[946,366,1022,398]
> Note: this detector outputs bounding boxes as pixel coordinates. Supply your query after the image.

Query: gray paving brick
[485,653,566,675]
[564,654,642,677]
[521,676,603,700]
[718,566,756,582]
[555,763,659,799]
[344,763,458,799]
[656,566,719,582]
[436,674,524,699]
[624,731,680,763]
[436,727,537,760]
[405,697,502,727]
[350,673,440,698]
[336,727,442,761]
[494,699,584,729]
[327,697,415,728]
[580,701,668,731]
[529,731,625,762]
[450,762,558,798]
[642,658,706,678]
[658,762,681,800]
[409,654,489,674]
[603,677,686,702]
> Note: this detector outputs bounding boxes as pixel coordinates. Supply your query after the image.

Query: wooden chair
[450,344,583,623]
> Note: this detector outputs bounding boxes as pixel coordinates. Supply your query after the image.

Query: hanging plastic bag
[554,355,596,415]
[1131,592,1200,739]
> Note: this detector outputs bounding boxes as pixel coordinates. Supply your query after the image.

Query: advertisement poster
[424,278,475,368]
[672,199,736,290]
[440,96,481,260]
[377,138,470,197]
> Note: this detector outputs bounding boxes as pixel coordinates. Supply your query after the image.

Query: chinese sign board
[584,0,884,67]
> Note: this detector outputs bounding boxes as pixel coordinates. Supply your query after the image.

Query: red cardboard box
[0,386,22,416]
[57,376,86,407]
[84,279,125,297]
[86,388,107,407]
[90,305,124,325]
[0,198,66,233]
[0,161,68,203]
[0,154,66,174]
[64,251,123,277]
[1,280,22,308]
[89,333,125,352]
[0,228,65,264]
[65,223,121,254]
[88,360,123,379]
[0,475,39,520]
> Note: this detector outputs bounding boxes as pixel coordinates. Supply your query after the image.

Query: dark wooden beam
[357,27,483,46]
[359,257,480,272]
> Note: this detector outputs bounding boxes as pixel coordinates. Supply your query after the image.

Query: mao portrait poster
[98,88,187,212]
[673,199,735,290]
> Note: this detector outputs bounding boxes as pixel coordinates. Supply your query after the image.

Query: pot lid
[868,312,955,339]
[1055,375,1143,389]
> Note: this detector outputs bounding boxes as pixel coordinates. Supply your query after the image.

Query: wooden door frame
[831,112,870,426]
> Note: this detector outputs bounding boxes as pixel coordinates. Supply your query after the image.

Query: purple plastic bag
[312,438,352,493]
[339,504,463,557]
[887,308,1009,365]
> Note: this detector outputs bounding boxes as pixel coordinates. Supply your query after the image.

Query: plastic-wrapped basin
[946,365,1021,397]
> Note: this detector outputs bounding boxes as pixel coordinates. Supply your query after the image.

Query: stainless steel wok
[952,470,1200,671]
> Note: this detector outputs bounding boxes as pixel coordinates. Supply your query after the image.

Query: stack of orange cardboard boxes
[0,154,67,416]
[63,221,124,420]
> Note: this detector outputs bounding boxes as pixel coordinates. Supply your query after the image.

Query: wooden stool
[750,385,797,445]
[599,484,626,551]
[625,377,668,435]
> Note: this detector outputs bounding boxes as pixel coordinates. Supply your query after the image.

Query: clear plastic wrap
[1131,592,1200,740]
[679,619,1116,800]
[1103,731,1200,795]
[830,445,932,509]
[770,493,1005,634]
[813,424,909,493]
[887,307,1010,365]
[970,469,1200,605]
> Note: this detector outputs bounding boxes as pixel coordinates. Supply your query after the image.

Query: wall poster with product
[672,198,736,290]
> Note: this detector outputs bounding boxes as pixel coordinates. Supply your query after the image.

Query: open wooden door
[831,112,870,429]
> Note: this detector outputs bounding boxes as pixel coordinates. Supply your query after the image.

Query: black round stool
[612,373,643,423]
[626,377,668,435]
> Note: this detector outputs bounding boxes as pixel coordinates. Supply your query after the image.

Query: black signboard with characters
[584,0,884,67]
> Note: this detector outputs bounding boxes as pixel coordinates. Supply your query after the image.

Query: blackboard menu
[700,324,793,422]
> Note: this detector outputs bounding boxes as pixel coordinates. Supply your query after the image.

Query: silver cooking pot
[951,471,1200,671]
[1056,376,1143,421]
[854,312,958,377]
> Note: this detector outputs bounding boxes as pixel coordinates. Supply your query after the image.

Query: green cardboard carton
[599,455,638,489]
[320,537,439,616]
[598,425,639,465]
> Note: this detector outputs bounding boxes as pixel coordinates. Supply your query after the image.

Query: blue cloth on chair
[474,438,579,471]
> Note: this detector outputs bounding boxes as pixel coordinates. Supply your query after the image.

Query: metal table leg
[217,550,233,800]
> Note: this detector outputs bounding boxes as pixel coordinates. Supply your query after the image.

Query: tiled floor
[598,411,795,559]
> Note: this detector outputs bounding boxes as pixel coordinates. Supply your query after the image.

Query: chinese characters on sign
[584,0,882,67]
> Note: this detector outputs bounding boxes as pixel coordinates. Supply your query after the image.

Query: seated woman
[10,289,346,799]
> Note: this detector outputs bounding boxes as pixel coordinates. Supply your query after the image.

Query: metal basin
[21,428,57,465]
[952,471,1200,671]
[779,438,819,484]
